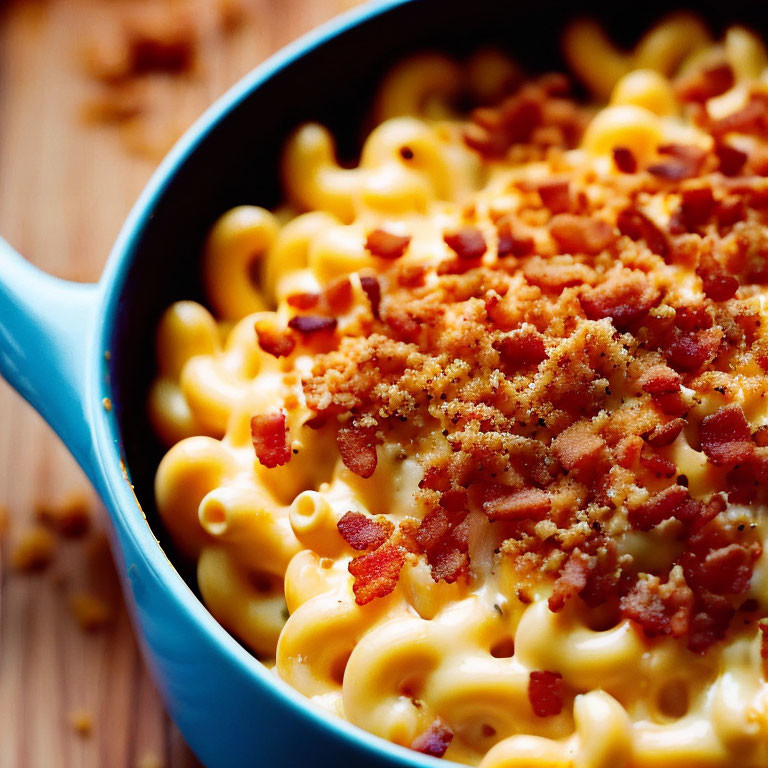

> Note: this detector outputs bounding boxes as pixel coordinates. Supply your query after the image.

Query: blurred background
[0,1,362,765]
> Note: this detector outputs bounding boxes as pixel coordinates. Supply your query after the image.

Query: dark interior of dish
[108,0,768,589]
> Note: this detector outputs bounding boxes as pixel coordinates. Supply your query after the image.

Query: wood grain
[0,1,358,765]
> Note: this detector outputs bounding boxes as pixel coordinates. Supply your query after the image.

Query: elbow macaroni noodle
[151,14,768,767]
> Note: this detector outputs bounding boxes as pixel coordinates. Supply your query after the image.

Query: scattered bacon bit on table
[528,671,564,717]
[250,412,291,468]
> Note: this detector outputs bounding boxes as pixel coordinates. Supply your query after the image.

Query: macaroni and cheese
[151,13,768,767]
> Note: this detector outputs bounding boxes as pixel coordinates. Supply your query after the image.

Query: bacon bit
[497,218,535,257]
[549,214,614,256]
[496,328,547,369]
[397,263,428,288]
[628,484,689,530]
[616,207,669,258]
[639,448,677,478]
[675,62,734,103]
[337,511,393,551]
[580,271,658,330]
[304,414,327,430]
[359,275,381,318]
[528,671,563,717]
[716,196,746,227]
[482,487,551,521]
[674,304,712,332]
[710,93,768,137]
[426,525,470,583]
[663,328,720,373]
[414,491,470,583]
[286,292,320,310]
[678,187,716,231]
[384,307,421,343]
[551,421,605,472]
[655,392,689,418]
[616,435,644,467]
[324,278,353,314]
[613,146,637,174]
[288,315,338,335]
[522,256,593,291]
[715,143,748,176]
[419,465,452,492]
[684,543,759,595]
[620,579,668,635]
[638,364,681,396]
[700,405,754,466]
[250,412,291,468]
[411,718,454,758]
[688,592,735,654]
[337,425,378,478]
[536,180,571,214]
[698,266,738,302]
[465,91,544,156]
[365,229,411,260]
[255,321,295,358]
[548,550,594,612]
[645,418,685,447]
[443,226,487,260]
[648,145,706,181]
[348,540,405,605]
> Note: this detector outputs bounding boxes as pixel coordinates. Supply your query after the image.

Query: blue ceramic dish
[1,0,765,765]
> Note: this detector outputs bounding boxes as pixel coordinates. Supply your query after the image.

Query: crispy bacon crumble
[250,412,291,468]
[528,671,564,717]
[241,65,768,657]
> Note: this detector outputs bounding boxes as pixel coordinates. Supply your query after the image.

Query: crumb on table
[136,752,164,768]
[68,591,114,632]
[11,526,56,572]
[69,709,93,737]
[36,493,92,537]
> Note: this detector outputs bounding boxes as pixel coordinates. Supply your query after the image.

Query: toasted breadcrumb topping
[255,70,768,653]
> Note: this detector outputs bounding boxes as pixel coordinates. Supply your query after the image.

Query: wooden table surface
[0,1,358,765]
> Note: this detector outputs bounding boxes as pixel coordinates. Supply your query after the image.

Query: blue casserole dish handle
[0,236,100,477]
